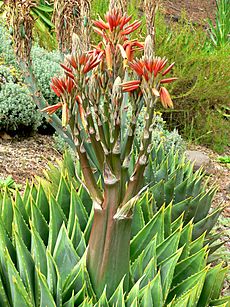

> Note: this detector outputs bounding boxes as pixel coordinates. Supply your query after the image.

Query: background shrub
[31,46,62,133]
[0,24,62,134]
[0,83,41,132]
[0,23,17,66]
[154,14,230,152]
[135,111,185,154]
[31,46,61,105]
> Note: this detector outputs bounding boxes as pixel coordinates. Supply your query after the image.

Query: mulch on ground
[163,0,217,23]
[0,134,61,185]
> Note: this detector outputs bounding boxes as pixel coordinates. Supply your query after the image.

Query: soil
[0,134,61,185]
[162,0,217,23]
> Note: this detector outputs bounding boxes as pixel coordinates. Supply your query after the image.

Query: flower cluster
[92,9,141,41]
[121,44,177,108]
[42,9,177,128]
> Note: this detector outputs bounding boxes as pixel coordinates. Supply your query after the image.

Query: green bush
[31,46,61,105]
[0,63,22,86]
[0,23,17,66]
[154,14,230,152]
[0,24,61,132]
[135,112,185,154]
[0,23,61,103]
[0,83,41,132]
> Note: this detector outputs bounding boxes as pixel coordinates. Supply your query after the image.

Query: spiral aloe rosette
[0,160,229,306]
[42,149,224,258]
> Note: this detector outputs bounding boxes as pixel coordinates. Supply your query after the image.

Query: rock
[185,150,211,172]
[0,131,11,140]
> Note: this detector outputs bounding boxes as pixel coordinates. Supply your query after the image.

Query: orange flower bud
[121,80,141,92]
[162,62,175,76]
[160,77,178,84]
[160,87,174,108]
[93,19,109,30]
[60,63,73,73]
[41,103,62,115]
[105,44,113,71]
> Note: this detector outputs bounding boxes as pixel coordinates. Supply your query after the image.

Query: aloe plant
[39,6,183,296]
[0,163,229,306]
[36,4,230,299]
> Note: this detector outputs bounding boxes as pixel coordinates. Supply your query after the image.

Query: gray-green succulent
[0,149,228,306]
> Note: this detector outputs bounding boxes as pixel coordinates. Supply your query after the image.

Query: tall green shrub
[154,14,230,152]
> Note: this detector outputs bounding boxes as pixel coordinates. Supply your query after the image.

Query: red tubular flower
[129,59,145,77]
[130,57,176,81]
[120,20,142,36]
[81,52,104,74]
[41,103,62,115]
[92,27,105,38]
[50,76,76,98]
[160,87,174,108]
[119,14,132,29]
[93,18,109,30]
[50,83,61,97]
[105,44,112,71]
[121,40,144,61]
[105,9,124,31]
[66,55,78,69]
[76,95,87,129]
[120,80,141,92]
[66,78,75,93]
[154,57,168,77]
[160,77,178,84]
[50,77,66,96]
[89,42,105,56]
[65,71,75,80]
[93,9,141,38]
[162,62,175,76]
[60,63,73,73]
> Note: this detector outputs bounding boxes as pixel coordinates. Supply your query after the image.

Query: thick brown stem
[86,182,132,298]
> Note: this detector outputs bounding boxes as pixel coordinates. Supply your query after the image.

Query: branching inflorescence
[43,8,177,207]
[41,8,177,296]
